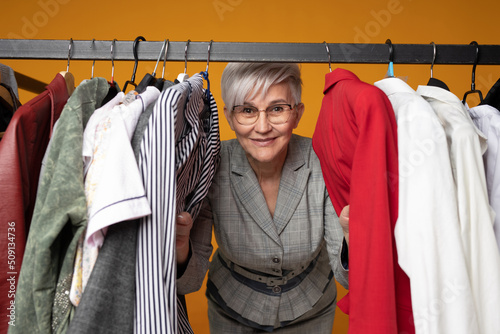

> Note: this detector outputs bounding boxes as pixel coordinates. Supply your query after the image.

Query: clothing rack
[1,39,500,64]
[2,39,500,95]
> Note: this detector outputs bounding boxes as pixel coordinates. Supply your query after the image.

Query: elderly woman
[176,62,349,333]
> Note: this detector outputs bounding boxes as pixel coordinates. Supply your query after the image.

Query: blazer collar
[324,68,360,94]
[230,135,310,243]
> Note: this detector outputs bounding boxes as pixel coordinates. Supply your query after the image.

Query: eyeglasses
[232,103,297,125]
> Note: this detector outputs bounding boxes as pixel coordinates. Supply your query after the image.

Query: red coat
[312,69,414,333]
[0,74,68,332]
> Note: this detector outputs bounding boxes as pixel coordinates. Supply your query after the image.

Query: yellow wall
[2,0,500,333]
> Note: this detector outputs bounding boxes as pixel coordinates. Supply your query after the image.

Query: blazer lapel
[273,137,310,234]
[229,143,281,245]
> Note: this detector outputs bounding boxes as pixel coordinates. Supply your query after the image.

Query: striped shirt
[135,73,220,334]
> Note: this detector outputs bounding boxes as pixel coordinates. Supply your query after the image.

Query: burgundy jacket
[0,74,68,333]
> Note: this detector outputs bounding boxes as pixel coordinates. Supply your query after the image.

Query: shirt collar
[417,84,488,154]
[416,84,463,107]
[374,77,416,96]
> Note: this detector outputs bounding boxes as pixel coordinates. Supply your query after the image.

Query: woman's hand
[339,205,349,246]
[176,212,193,266]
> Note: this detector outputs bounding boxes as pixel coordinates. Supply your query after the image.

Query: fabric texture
[69,91,124,306]
[468,104,500,251]
[207,294,336,334]
[135,74,219,334]
[83,87,157,246]
[0,73,68,334]
[66,81,175,334]
[418,85,500,334]
[70,87,158,307]
[375,78,478,334]
[201,134,348,331]
[312,68,414,333]
[8,77,108,334]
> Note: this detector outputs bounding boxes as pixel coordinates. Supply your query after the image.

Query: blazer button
[272,286,281,293]
[272,257,280,264]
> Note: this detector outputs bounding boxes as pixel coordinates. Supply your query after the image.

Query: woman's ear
[293,103,305,129]
[224,106,235,131]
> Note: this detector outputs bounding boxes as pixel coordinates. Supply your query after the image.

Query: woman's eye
[242,108,256,114]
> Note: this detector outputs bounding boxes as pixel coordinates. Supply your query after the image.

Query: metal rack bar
[1,39,500,65]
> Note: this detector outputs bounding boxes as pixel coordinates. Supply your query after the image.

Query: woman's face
[224,83,304,168]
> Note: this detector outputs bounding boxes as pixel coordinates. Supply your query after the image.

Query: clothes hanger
[0,82,20,137]
[199,40,214,131]
[479,44,500,109]
[462,41,484,105]
[122,36,146,93]
[176,40,190,83]
[135,39,168,94]
[161,39,170,80]
[90,39,96,79]
[101,39,120,105]
[110,39,117,87]
[150,39,168,91]
[0,83,20,110]
[59,38,75,95]
[479,78,500,109]
[0,71,21,139]
[0,69,15,109]
[0,82,15,110]
[426,42,450,91]
[200,40,213,100]
[385,39,394,78]
[324,41,333,73]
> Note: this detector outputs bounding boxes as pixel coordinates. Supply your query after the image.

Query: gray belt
[217,248,322,288]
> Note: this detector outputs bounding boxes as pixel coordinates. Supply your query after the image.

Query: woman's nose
[254,110,272,132]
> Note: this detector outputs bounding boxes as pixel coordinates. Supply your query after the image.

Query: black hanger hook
[123,36,146,92]
[131,36,146,83]
[385,39,394,62]
[430,42,436,79]
[324,41,332,72]
[206,40,213,73]
[67,38,73,72]
[470,41,479,90]
[462,41,483,104]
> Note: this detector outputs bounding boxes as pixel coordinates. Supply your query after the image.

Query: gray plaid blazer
[197,134,349,329]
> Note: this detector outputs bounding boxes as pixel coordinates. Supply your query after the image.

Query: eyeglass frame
[231,103,299,125]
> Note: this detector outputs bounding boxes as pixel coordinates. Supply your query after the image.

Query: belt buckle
[266,276,287,287]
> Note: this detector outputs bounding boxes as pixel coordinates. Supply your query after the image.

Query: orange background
[2,0,500,332]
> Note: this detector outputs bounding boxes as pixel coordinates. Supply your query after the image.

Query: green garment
[9,78,109,334]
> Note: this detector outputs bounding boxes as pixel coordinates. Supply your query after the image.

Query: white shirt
[70,91,125,306]
[70,87,158,306]
[375,78,477,334]
[468,104,500,252]
[85,87,159,247]
[417,85,500,334]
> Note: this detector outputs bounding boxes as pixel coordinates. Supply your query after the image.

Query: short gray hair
[221,63,302,111]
